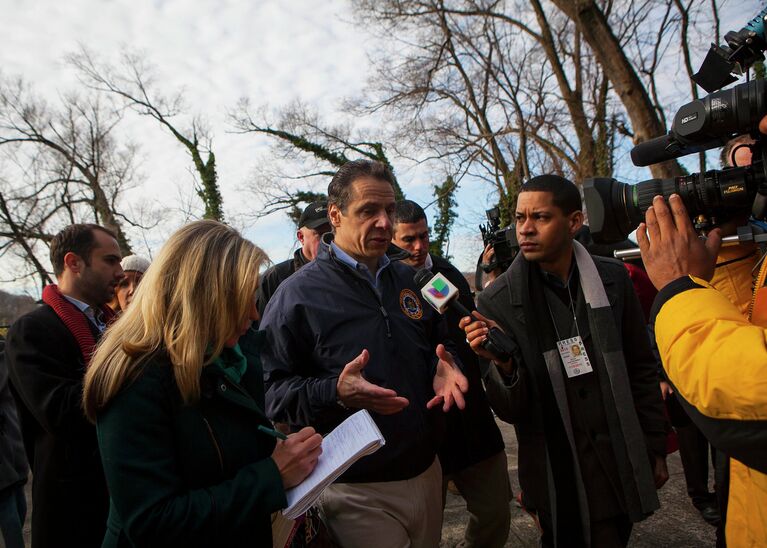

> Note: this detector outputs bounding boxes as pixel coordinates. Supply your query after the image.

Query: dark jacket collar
[318,232,411,263]
[499,249,618,319]
[199,331,270,422]
[386,243,411,262]
[292,248,309,271]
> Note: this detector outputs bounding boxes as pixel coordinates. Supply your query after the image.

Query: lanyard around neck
[543,278,582,342]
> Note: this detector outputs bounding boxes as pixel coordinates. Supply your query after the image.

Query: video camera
[584,6,767,244]
[479,207,519,273]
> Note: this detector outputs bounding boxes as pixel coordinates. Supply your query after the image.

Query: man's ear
[328,203,342,229]
[569,211,584,236]
[296,228,305,244]
[63,251,83,274]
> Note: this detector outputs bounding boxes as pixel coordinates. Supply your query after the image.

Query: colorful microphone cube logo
[427,278,450,299]
[420,272,459,314]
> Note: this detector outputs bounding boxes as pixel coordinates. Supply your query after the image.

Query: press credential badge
[556,336,593,378]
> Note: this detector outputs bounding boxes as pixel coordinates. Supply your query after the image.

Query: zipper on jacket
[379,305,392,338]
[329,247,394,339]
[202,417,225,473]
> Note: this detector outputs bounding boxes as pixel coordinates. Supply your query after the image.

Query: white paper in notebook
[282,409,385,520]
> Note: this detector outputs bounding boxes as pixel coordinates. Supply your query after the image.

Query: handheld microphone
[630,133,724,167]
[414,269,517,362]
[630,134,680,167]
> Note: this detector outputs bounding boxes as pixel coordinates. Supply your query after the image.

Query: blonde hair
[83,220,268,422]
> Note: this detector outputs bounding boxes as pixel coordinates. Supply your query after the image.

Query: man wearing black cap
[256,201,331,316]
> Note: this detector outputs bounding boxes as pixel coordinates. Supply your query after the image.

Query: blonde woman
[83,220,322,548]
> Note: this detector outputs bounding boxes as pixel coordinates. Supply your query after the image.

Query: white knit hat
[121,255,151,273]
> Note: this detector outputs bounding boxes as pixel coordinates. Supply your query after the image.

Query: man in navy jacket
[260,159,468,548]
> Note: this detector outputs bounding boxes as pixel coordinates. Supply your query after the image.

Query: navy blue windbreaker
[259,238,454,483]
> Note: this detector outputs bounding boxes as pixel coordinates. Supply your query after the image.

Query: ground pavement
[441,418,717,547]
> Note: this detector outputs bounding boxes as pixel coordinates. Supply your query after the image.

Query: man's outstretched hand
[337,349,409,414]
[637,194,721,291]
[428,344,469,412]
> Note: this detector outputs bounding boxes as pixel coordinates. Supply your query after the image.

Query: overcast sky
[0,0,760,296]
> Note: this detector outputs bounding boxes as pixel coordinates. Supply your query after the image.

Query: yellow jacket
[655,274,767,547]
[710,243,757,316]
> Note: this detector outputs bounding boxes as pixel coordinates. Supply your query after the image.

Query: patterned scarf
[41,284,116,365]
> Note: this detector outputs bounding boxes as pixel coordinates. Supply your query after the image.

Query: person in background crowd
[391,199,510,548]
[5,223,124,548]
[480,244,503,289]
[622,263,657,323]
[260,160,468,548]
[0,335,28,548]
[719,134,754,168]
[256,201,331,316]
[83,220,322,547]
[462,175,668,547]
[109,254,151,314]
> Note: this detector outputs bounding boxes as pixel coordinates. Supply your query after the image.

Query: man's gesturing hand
[336,349,409,414]
[428,344,469,412]
[637,194,721,290]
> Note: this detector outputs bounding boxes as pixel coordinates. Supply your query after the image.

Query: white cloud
[0,0,378,292]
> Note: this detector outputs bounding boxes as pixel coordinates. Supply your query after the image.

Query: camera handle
[614,226,767,261]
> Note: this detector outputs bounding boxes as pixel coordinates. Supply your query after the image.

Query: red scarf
[41,284,116,366]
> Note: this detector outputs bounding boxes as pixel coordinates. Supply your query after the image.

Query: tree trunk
[551,0,684,178]
[85,172,133,254]
[0,192,53,290]
[530,0,596,182]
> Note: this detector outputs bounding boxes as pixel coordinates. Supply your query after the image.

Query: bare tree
[0,73,152,289]
[230,100,403,222]
[549,0,676,177]
[672,0,719,172]
[0,76,136,252]
[353,0,624,221]
[68,48,225,221]
[353,0,731,221]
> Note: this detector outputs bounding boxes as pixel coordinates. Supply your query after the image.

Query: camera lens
[584,165,761,244]
[630,178,680,226]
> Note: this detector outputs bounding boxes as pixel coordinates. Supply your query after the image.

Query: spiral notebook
[282,410,386,520]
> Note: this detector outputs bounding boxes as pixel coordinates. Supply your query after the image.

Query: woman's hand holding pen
[271,427,323,489]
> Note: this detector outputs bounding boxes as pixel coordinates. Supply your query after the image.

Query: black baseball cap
[299,201,330,230]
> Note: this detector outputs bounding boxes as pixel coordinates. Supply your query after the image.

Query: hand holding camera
[637,195,723,290]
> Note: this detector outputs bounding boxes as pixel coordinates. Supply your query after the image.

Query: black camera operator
[578,7,767,544]
[582,9,767,544]
[639,186,767,548]
[655,133,760,545]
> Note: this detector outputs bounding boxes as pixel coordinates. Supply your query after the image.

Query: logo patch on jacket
[399,289,423,319]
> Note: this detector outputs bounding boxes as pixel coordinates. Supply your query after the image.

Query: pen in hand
[258,424,288,441]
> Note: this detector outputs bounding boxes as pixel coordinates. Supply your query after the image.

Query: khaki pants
[442,450,511,548]
[318,458,443,548]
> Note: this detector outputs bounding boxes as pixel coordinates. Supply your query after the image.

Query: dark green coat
[97,331,287,547]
